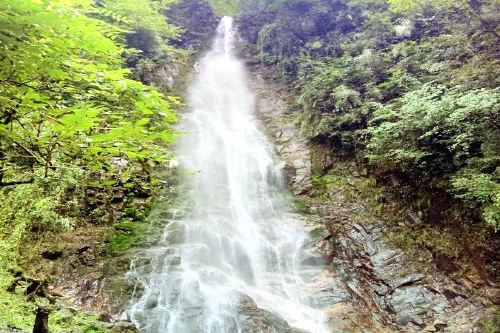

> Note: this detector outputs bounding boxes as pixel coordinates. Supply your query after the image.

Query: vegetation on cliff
[0,0,181,331]
[237,0,499,228]
[232,0,499,277]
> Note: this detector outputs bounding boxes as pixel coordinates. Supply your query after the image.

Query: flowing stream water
[127,17,329,333]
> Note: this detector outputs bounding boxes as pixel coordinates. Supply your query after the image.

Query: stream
[126,17,330,333]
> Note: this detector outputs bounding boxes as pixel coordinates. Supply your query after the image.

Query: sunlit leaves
[0,0,178,190]
[387,0,455,12]
[366,85,500,226]
[209,0,286,15]
[101,0,180,38]
[54,108,101,134]
[452,171,500,229]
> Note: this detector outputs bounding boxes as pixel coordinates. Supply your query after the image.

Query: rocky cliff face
[249,65,498,333]
[166,0,219,50]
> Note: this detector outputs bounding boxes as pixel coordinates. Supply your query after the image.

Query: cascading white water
[127,17,329,333]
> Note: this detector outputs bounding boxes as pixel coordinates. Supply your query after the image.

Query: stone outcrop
[237,295,308,333]
[250,69,312,196]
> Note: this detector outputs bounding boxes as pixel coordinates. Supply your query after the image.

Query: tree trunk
[33,307,49,333]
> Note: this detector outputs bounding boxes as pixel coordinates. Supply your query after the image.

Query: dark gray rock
[109,321,138,333]
[237,295,296,333]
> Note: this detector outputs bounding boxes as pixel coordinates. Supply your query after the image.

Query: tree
[366,85,500,227]
[0,0,177,190]
[388,0,500,38]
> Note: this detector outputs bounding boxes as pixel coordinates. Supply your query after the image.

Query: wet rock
[422,324,438,332]
[251,74,312,195]
[371,248,405,274]
[105,277,138,313]
[484,286,500,305]
[79,249,97,266]
[311,209,491,331]
[183,304,204,319]
[390,285,448,327]
[310,144,334,174]
[306,224,331,241]
[394,314,415,326]
[315,280,353,307]
[351,203,366,213]
[422,319,448,332]
[329,190,345,202]
[110,157,128,169]
[99,312,112,322]
[433,319,447,330]
[292,159,307,170]
[109,321,138,333]
[77,244,91,254]
[405,208,421,224]
[168,256,182,266]
[392,273,425,290]
[144,293,159,309]
[301,251,329,266]
[237,295,294,333]
[132,257,152,268]
[374,284,390,296]
[41,250,63,260]
[309,206,319,214]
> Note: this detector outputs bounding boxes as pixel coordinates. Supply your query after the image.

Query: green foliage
[367,86,499,170]
[107,220,149,254]
[296,54,373,150]
[479,308,500,333]
[209,0,241,15]
[0,0,178,190]
[51,310,111,333]
[0,0,181,330]
[97,0,180,57]
[0,273,37,331]
[209,0,286,15]
[387,0,454,12]
[452,171,500,229]
[388,0,500,13]
[241,0,500,228]
[100,0,179,37]
[0,268,112,332]
[0,173,83,286]
[366,85,499,227]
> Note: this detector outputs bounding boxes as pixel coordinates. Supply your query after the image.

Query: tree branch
[0,179,34,187]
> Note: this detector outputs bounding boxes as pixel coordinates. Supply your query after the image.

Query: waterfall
[127,17,329,333]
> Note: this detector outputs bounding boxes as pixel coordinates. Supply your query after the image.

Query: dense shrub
[237,0,500,228]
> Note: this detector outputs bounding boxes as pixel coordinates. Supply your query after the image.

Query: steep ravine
[249,65,499,333]
[26,8,496,332]
[22,29,496,333]
[100,16,498,332]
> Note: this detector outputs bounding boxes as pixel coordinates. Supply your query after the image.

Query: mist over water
[128,17,329,333]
